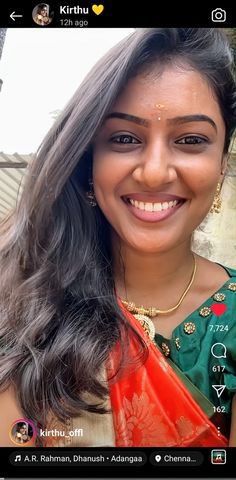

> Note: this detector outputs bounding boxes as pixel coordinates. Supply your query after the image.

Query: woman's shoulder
[197,256,236,288]
[214,263,236,305]
[212,263,236,314]
[193,256,236,322]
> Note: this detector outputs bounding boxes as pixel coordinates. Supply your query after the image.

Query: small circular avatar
[32,3,53,26]
[10,419,35,445]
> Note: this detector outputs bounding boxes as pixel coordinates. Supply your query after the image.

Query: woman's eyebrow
[105,112,217,131]
[105,112,149,127]
[167,114,217,131]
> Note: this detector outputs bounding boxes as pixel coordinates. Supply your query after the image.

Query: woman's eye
[176,136,207,145]
[110,134,140,144]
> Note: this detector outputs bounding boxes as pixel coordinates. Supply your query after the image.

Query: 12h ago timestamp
[60,19,89,26]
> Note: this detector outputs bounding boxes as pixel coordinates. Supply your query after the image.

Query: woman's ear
[220,154,228,178]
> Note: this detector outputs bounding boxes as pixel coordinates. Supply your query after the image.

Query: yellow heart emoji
[92,4,104,15]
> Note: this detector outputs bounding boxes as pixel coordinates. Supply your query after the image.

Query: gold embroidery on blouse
[213,292,226,301]
[199,306,211,317]
[175,337,181,350]
[161,342,171,357]
[184,322,196,334]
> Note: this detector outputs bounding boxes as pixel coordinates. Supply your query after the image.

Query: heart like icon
[92,4,104,15]
[211,303,227,316]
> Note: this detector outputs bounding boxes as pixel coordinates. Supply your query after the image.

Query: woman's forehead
[111,66,224,125]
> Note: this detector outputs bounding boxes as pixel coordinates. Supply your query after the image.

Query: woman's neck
[112,236,195,308]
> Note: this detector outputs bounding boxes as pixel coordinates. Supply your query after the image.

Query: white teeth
[162,202,169,210]
[153,203,162,211]
[128,198,179,212]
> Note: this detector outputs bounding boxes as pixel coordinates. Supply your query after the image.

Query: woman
[13,423,31,445]
[32,4,52,26]
[0,28,236,447]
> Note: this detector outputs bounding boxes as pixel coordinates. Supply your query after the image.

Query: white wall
[0,28,133,153]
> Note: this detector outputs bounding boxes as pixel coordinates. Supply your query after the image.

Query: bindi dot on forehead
[154,103,167,121]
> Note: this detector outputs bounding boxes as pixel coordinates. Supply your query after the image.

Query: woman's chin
[125,238,179,254]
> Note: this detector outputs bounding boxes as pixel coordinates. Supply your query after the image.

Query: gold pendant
[133,314,156,340]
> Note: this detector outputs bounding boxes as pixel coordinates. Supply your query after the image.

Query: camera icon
[211,8,226,22]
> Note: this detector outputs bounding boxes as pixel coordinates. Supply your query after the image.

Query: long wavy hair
[1,28,236,442]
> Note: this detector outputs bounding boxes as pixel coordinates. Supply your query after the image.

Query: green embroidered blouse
[154,266,236,420]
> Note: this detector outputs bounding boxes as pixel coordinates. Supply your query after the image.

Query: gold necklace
[121,254,197,340]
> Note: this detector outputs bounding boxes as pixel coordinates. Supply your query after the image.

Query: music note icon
[14,455,21,462]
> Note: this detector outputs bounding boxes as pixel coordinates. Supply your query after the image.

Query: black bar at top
[0,2,235,28]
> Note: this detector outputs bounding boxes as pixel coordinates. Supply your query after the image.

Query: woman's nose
[132,141,177,188]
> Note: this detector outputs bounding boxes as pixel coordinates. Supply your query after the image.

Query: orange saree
[108,304,228,447]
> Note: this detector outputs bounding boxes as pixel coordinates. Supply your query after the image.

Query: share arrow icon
[212,385,226,398]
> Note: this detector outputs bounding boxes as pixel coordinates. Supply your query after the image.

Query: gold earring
[210,182,222,214]
[86,179,97,207]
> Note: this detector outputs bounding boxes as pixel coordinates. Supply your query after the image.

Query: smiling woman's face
[93,65,226,254]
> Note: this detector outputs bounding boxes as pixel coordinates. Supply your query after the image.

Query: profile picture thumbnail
[32,3,54,26]
[10,419,36,445]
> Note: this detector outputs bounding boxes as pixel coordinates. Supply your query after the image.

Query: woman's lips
[122,194,186,223]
